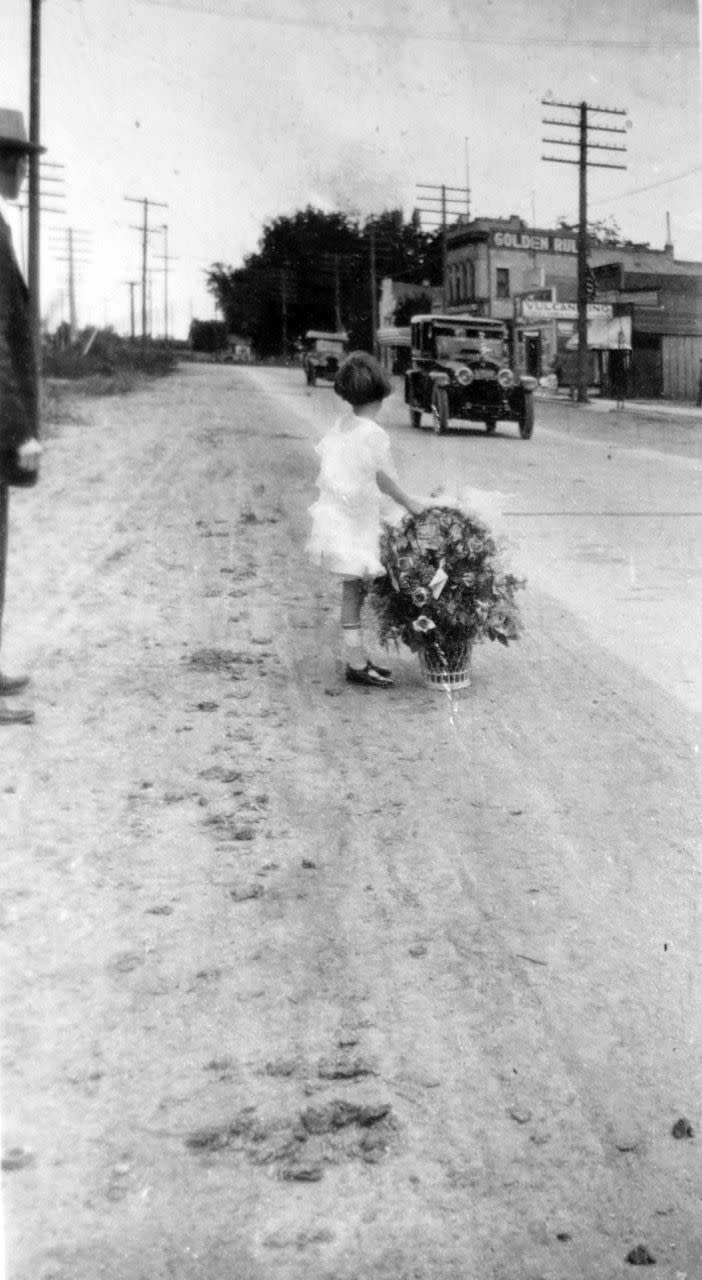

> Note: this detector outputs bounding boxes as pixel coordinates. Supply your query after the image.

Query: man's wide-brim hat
[0,108,45,154]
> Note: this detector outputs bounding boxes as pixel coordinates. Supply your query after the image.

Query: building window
[464,261,474,300]
[496,268,510,299]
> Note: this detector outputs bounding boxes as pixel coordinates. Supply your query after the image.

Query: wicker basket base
[418,646,472,691]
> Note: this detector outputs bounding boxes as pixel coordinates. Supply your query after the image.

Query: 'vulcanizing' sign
[492,230,577,254]
[521,299,613,320]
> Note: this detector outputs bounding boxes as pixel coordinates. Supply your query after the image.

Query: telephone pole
[318,251,350,335]
[280,265,288,358]
[416,183,471,309]
[50,227,90,338]
[125,280,138,340]
[369,223,378,355]
[125,194,167,343]
[333,254,342,333]
[542,98,628,402]
[155,223,176,342]
[28,0,42,391]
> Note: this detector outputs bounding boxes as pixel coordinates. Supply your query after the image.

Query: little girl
[307,350,423,687]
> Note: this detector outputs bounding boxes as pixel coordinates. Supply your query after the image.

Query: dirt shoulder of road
[2,363,702,1280]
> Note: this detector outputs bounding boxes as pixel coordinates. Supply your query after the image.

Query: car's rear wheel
[431,386,449,435]
[518,395,534,439]
[409,406,422,429]
[484,416,497,435]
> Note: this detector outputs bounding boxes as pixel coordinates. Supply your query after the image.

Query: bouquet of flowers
[370,506,525,672]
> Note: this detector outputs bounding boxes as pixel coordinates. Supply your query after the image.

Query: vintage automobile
[301,330,348,386]
[404,314,536,438]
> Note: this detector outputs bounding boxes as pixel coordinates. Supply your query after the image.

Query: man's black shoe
[345,662,394,688]
[0,674,30,696]
[0,704,34,725]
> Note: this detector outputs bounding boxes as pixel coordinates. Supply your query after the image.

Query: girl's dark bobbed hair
[334,350,392,407]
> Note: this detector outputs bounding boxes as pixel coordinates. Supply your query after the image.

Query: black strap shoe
[368,661,392,679]
[345,662,394,687]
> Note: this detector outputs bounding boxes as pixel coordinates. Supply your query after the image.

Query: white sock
[342,624,365,669]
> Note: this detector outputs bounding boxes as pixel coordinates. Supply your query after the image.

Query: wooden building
[593,264,702,400]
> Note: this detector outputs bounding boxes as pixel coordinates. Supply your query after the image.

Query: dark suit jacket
[0,213,37,474]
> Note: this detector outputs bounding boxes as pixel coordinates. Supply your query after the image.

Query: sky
[2,0,701,339]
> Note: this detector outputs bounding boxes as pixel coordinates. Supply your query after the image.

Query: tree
[557,215,623,247]
[206,206,444,356]
[393,292,433,327]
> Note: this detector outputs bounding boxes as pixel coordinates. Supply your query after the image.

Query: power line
[137,0,698,47]
[590,163,702,205]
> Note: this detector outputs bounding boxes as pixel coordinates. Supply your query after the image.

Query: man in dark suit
[0,109,43,725]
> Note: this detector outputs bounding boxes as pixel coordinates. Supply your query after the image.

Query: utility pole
[155,224,176,342]
[333,254,342,332]
[542,97,627,402]
[50,227,90,338]
[27,0,42,399]
[416,183,471,309]
[147,269,154,337]
[317,251,346,334]
[280,265,288,358]
[162,224,169,342]
[125,280,138,340]
[125,194,167,344]
[369,223,378,355]
[441,186,447,308]
[576,104,588,401]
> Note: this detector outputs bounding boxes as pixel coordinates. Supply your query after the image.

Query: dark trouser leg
[0,484,8,651]
[0,484,34,718]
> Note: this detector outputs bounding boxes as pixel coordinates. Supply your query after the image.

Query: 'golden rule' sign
[492,230,577,254]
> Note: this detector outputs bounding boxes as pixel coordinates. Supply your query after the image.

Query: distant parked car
[189,318,229,357]
[217,334,254,364]
[404,314,537,438]
[302,330,348,386]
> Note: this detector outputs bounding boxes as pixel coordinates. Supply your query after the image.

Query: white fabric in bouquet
[416,484,513,532]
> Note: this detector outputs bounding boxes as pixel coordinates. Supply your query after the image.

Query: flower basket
[418,639,473,690]
[370,506,525,691]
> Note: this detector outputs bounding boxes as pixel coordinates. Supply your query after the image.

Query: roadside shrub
[42,329,177,388]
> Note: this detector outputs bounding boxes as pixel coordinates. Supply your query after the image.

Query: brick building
[445,215,702,399]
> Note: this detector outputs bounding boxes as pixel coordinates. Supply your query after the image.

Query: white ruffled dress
[307,413,399,578]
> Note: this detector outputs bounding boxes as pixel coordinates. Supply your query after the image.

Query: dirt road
[2,363,702,1280]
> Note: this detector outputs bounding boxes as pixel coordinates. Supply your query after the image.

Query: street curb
[536,392,701,423]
